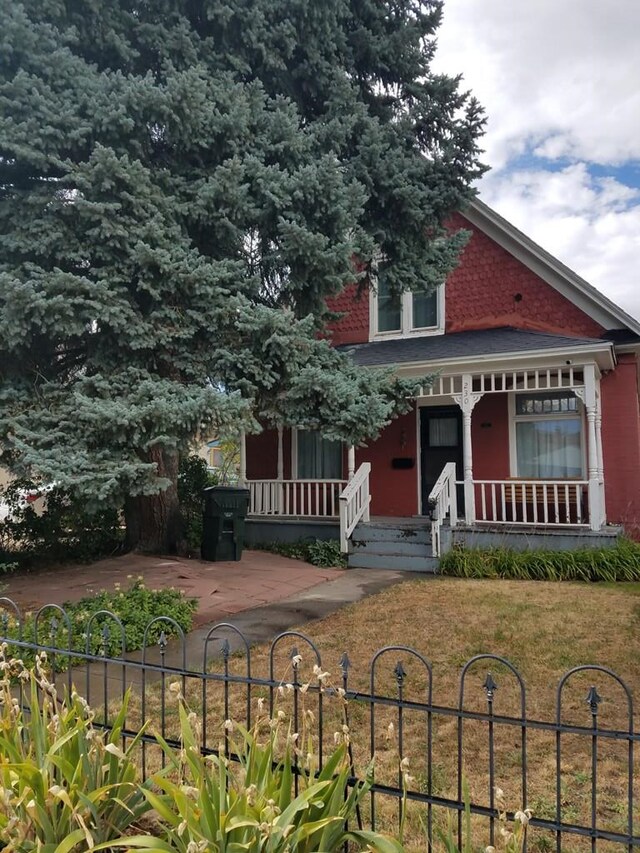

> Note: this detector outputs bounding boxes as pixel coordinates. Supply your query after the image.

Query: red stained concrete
[2,552,343,628]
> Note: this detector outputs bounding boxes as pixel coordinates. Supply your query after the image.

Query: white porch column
[277,425,284,514]
[453,374,484,525]
[276,426,284,480]
[347,445,356,480]
[595,388,606,526]
[582,364,602,530]
[239,429,247,486]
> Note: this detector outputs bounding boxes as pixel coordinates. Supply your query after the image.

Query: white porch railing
[471,479,590,527]
[428,462,458,557]
[248,479,347,518]
[339,463,371,553]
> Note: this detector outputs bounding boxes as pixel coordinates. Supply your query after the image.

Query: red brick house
[243,200,640,569]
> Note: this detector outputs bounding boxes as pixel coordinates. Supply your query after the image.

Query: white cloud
[431,0,640,322]
[480,165,640,320]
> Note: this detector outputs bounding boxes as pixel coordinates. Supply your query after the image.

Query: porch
[241,361,611,561]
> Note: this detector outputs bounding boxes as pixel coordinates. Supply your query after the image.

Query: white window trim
[508,392,587,479]
[369,283,445,341]
[291,428,345,481]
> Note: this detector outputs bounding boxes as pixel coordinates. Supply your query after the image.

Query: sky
[431,0,640,323]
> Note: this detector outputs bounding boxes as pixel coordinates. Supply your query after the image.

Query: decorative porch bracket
[452,374,485,525]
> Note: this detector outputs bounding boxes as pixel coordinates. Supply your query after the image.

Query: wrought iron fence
[1,595,639,851]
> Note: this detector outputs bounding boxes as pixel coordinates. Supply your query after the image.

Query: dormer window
[371,281,444,340]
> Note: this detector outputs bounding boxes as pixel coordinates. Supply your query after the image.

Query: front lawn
[127,577,640,852]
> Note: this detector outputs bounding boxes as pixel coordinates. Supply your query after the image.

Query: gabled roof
[342,326,614,368]
[463,200,640,338]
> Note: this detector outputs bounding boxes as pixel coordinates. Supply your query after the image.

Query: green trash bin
[201,486,250,562]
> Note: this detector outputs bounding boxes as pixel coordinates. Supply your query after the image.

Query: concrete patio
[1,550,343,626]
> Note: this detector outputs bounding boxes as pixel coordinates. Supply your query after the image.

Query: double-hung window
[374,280,443,338]
[296,430,342,480]
[513,392,583,479]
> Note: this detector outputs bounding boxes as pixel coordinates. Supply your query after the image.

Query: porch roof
[340,326,612,367]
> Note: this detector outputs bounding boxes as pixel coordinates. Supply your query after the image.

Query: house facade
[243,200,640,563]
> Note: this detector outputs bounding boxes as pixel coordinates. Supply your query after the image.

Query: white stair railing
[339,463,371,553]
[428,462,458,557]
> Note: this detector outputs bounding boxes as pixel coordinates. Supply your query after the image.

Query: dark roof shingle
[339,327,610,367]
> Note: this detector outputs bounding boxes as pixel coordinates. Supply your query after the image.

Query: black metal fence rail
[1,596,638,851]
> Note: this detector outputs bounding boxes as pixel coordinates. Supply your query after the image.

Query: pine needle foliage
[0,0,486,536]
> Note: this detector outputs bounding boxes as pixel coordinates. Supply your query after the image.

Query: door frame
[418,404,464,515]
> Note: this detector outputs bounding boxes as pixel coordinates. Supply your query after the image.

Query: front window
[297,430,342,479]
[373,282,443,339]
[514,392,583,479]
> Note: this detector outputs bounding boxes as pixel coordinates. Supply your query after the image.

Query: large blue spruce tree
[0,0,485,552]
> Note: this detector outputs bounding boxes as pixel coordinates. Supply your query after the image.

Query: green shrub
[0,478,124,568]
[177,453,218,554]
[255,538,346,568]
[0,653,151,849]
[439,539,640,582]
[2,580,198,669]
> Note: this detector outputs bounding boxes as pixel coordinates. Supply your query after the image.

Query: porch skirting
[245,517,339,547]
[443,523,623,554]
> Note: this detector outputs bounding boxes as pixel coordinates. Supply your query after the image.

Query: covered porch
[242,339,614,557]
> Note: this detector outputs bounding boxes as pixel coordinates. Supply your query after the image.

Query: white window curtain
[516,419,582,478]
[297,431,342,479]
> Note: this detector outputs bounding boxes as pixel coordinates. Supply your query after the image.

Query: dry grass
[117,578,640,852]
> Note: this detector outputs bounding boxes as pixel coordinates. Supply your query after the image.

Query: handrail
[339,463,371,553]
[428,462,458,558]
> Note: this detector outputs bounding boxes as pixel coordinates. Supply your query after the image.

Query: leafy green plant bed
[2,580,197,669]
[255,538,346,568]
[439,539,640,581]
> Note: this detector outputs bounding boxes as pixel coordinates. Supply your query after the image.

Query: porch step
[347,520,438,573]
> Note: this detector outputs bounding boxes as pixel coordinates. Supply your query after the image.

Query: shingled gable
[328,199,640,351]
[460,199,640,340]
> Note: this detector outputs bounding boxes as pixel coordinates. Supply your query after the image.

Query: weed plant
[255,538,346,568]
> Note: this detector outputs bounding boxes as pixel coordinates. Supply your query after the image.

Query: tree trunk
[125,446,183,553]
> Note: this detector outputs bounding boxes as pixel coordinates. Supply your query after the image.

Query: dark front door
[420,406,464,515]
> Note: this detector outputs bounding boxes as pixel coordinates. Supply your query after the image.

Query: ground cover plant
[2,579,197,669]
[440,540,640,581]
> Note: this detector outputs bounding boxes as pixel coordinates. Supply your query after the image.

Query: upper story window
[372,281,444,340]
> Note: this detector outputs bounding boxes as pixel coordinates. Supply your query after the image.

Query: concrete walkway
[2,551,416,701]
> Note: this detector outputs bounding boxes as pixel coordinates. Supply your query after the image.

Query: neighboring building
[197,439,225,471]
[243,200,640,568]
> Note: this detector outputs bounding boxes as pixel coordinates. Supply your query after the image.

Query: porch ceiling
[340,326,614,371]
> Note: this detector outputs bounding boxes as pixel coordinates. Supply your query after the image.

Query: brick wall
[445,213,605,337]
[327,282,370,346]
[600,353,640,535]
[326,215,605,344]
